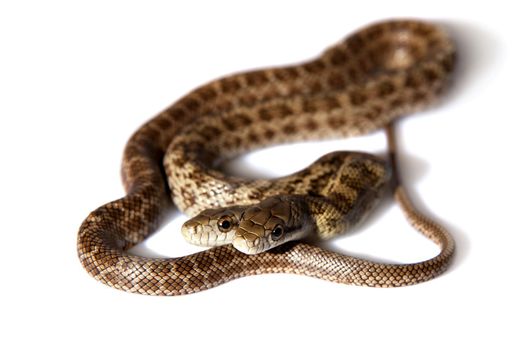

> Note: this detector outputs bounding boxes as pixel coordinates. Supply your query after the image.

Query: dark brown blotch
[156,115,172,130]
[166,149,187,168]
[366,25,385,41]
[222,118,237,131]
[423,68,439,83]
[302,100,318,114]
[405,43,422,60]
[309,81,323,94]
[231,136,242,148]
[389,97,405,109]
[199,125,222,139]
[329,49,348,66]
[183,98,200,112]
[349,90,368,106]
[442,53,455,73]
[168,107,186,119]
[200,107,214,116]
[282,123,297,135]
[304,119,319,132]
[274,104,294,119]
[141,127,161,141]
[127,158,150,178]
[327,115,345,129]
[427,38,442,50]
[123,144,142,160]
[404,74,421,89]
[412,91,427,103]
[231,113,252,127]
[239,94,257,107]
[274,67,300,81]
[303,60,326,73]
[261,88,280,101]
[215,100,234,112]
[258,108,273,121]
[323,96,341,110]
[221,139,233,150]
[179,186,197,208]
[247,131,260,144]
[220,78,242,93]
[377,80,396,97]
[245,71,270,86]
[357,57,371,72]
[263,128,275,139]
[259,104,294,122]
[413,23,433,37]
[362,106,381,120]
[197,86,218,101]
[328,73,346,90]
[345,35,365,52]
[347,67,359,81]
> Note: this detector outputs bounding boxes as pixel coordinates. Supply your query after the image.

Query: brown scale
[78,19,456,295]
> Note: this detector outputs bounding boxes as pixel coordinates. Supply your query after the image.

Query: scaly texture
[78,20,456,295]
[180,152,392,254]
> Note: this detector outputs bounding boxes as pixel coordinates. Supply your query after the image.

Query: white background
[1,1,524,349]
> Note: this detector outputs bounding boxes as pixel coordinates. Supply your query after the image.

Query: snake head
[181,206,245,247]
[233,196,313,254]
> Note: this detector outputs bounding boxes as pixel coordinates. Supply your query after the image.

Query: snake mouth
[233,233,264,255]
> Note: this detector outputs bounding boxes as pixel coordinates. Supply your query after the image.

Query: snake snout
[181,220,202,243]
[233,231,263,255]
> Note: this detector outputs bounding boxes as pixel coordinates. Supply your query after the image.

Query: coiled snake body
[78,20,456,295]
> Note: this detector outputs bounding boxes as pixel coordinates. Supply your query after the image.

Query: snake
[77,19,456,295]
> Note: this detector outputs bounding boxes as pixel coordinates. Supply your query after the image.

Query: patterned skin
[78,20,455,295]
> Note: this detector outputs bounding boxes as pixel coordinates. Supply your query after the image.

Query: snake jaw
[232,227,286,254]
[232,231,262,254]
[232,216,271,254]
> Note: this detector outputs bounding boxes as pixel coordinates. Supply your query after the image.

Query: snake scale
[77,19,456,295]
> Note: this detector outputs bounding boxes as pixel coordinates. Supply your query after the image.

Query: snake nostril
[181,220,202,240]
[181,226,192,239]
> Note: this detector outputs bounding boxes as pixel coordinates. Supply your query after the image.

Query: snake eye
[270,225,284,241]
[217,216,233,232]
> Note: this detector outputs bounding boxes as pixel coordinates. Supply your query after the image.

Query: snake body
[78,20,456,295]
